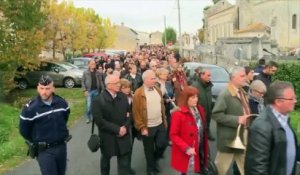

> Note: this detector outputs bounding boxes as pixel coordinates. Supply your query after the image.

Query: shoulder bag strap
[91,119,95,134]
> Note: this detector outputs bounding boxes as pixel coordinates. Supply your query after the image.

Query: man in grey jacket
[82,59,105,123]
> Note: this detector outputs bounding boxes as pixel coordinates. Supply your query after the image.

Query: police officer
[19,75,70,175]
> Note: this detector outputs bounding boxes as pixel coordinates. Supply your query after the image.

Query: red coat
[170,105,209,173]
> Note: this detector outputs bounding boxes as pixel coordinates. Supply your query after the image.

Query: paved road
[4,117,217,175]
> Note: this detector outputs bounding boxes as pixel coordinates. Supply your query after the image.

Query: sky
[72,0,236,34]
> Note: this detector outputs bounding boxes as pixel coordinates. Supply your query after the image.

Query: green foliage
[162,27,177,46]
[0,88,85,173]
[0,0,46,94]
[272,63,300,107]
[212,0,220,4]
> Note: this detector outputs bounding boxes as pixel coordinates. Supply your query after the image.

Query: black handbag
[87,119,101,152]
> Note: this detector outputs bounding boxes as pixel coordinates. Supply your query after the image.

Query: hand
[141,129,148,136]
[84,91,88,97]
[172,77,176,82]
[186,147,196,156]
[238,115,251,125]
[118,126,127,137]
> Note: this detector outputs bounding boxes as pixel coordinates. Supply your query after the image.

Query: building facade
[204,0,300,49]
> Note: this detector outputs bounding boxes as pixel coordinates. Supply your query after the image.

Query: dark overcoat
[91,89,132,156]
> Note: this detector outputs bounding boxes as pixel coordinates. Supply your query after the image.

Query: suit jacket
[91,90,132,156]
[245,106,298,175]
[82,69,105,92]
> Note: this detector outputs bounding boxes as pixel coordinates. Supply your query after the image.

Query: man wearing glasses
[91,75,132,175]
[245,81,298,175]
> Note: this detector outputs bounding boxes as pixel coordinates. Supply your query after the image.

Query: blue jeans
[85,89,99,120]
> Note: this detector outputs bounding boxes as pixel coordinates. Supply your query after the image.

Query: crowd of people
[19,45,299,175]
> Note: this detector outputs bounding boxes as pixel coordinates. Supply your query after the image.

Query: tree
[0,0,47,93]
[162,27,177,46]
[212,0,220,4]
[197,28,204,43]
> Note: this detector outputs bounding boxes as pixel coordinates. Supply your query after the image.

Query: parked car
[69,57,93,70]
[15,61,84,89]
[183,62,230,102]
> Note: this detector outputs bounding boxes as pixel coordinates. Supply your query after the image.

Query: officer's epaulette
[24,100,33,108]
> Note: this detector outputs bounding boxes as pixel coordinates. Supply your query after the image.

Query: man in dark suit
[91,74,132,175]
[245,81,298,175]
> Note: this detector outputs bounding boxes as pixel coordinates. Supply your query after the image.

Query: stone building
[204,0,300,50]
[111,23,139,52]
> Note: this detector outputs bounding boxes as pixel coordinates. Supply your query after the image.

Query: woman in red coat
[170,86,209,175]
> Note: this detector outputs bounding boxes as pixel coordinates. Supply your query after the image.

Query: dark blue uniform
[19,94,70,175]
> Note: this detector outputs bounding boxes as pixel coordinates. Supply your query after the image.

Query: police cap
[38,75,53,86]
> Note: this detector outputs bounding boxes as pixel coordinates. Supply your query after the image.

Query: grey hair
[265,81,294,104]
[105,74,118,85]
[156,68,169,77]
[250,80,267,93]
[228,66,245,79]
[142,70,155,81]
[197,67,210,75]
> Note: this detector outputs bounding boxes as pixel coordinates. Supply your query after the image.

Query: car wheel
[18,79,28,89]
[63,78,75,88]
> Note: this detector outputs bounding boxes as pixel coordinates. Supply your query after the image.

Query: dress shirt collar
[270,105,289,127]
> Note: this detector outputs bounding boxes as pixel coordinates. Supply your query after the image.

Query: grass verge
[0,88,85,174]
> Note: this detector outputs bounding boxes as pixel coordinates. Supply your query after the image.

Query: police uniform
[19,75,70,175]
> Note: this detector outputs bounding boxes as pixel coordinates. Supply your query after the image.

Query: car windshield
[58,62,78,70]
[187,65,229,82]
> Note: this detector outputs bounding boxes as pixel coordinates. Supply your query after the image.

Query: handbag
[87,119,101,152]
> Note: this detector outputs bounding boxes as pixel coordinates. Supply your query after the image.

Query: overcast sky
[72,0,236,34]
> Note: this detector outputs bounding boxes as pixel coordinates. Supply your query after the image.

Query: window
[292,14,297,29]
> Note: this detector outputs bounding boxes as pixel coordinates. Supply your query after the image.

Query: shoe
[129,168,136,175]
[86,119,91,124]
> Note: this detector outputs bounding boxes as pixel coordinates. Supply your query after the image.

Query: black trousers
[142,124,168,173]
[37,144,67,175]
[100,152,130,175]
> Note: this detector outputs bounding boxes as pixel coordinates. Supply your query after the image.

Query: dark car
[15,61,84,89]
[183,62,230,102]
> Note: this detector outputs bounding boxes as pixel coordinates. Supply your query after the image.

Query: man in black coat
[91,74,132,175]
[245,81,298,175]
[254,61,278,88]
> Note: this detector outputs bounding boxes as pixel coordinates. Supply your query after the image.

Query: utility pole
[164,16,167,47]
[177,0,182,55]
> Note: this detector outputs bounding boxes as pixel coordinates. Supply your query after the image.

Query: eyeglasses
[254,89,265,95]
